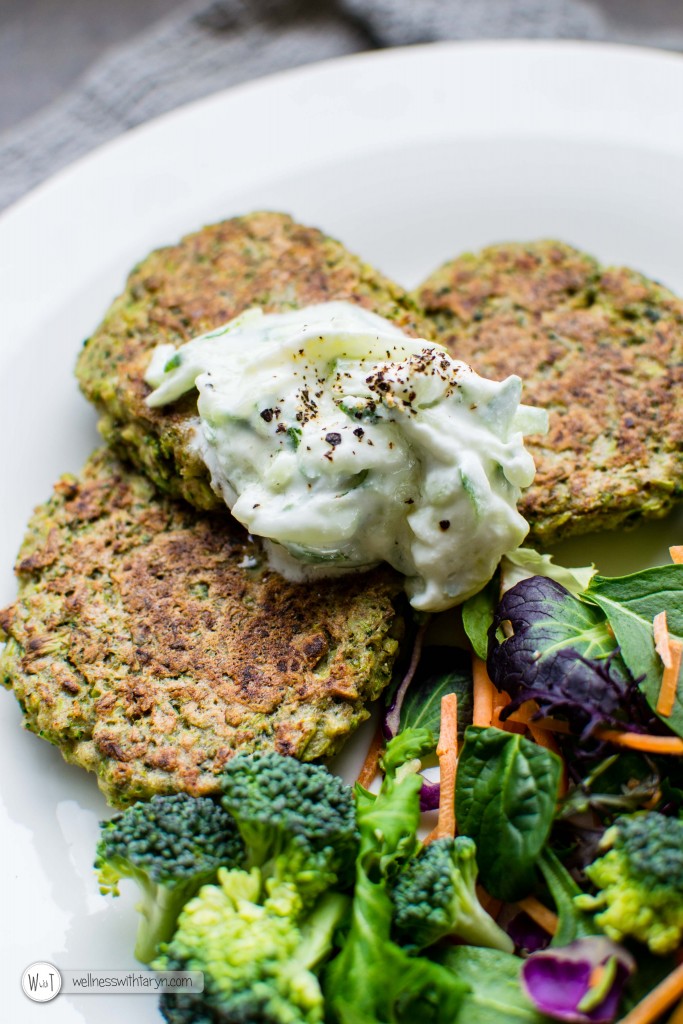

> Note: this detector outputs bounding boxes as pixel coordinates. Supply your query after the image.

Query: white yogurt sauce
[145,302,547,611]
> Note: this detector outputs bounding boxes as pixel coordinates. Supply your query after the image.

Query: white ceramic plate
[2,40,683,1023]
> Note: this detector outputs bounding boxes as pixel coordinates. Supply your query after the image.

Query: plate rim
[3,38,683,353]
[3,36,683,230]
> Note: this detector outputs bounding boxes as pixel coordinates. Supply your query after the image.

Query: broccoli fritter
[76,211,434,511]
[96,792,244,962]
[0,450,404,806]
[416,241,683,544]
[576,811,683,954]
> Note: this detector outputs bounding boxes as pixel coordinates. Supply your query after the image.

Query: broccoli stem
[539,850,600,947]
[450,846,514,954]
[293,892,350,973]
[451,873,514,953]
[134,880,202,964]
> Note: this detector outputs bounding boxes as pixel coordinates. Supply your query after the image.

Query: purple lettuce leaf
[486,576,645,739]
[419,778,440,812]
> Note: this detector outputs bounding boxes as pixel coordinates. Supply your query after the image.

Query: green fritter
[0,450,404,807]
[76,210,434,510]
[416,241,683,545]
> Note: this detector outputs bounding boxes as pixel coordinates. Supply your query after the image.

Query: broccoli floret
[95,792,244,963]
[576,811,683,954]
[155,866,348,1024]
[391,836,514,953]
[220,751,358,902]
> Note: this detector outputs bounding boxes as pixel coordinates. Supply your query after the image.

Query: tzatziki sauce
[145,302,547,611]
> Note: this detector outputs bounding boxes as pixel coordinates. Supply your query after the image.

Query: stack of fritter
[1,212,425,804]
[2,214,682,805]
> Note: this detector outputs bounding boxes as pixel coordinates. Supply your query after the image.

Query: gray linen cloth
[1,0,682,212]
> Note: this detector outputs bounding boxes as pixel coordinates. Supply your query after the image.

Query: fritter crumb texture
[0,450,403,806]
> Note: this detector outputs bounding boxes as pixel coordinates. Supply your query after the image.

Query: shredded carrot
[617,962,683,1024]
[425,693,459,844]
[477,884,504,920]
[669,999,683,1024]
[657,637,683,719]
[472,655,495,727]
[595,729,683,755]
[643,786,663,812]
[510,700,552,744]
[435,693,459,840]
[533,729,568,795]
[508,701,562,749]
[356,723,384,789]
[507,699,541,727]
[533,717,572,735]
[529,725,561,754]
[516,896,558,936]
[654,611,673,669]
[492,690,526,734]
[506,706,573,738]
[670,546,683,565]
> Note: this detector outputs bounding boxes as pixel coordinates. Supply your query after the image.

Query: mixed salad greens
[94,546,683,1023]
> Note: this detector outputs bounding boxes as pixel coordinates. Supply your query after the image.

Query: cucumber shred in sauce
[145,302,547,611]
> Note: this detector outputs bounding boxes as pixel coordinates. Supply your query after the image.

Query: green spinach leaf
[436,946,554,1024]
[584,566,683,736]
[456,727,562,902]
[399,647,473,741]
[462,574,500,659]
